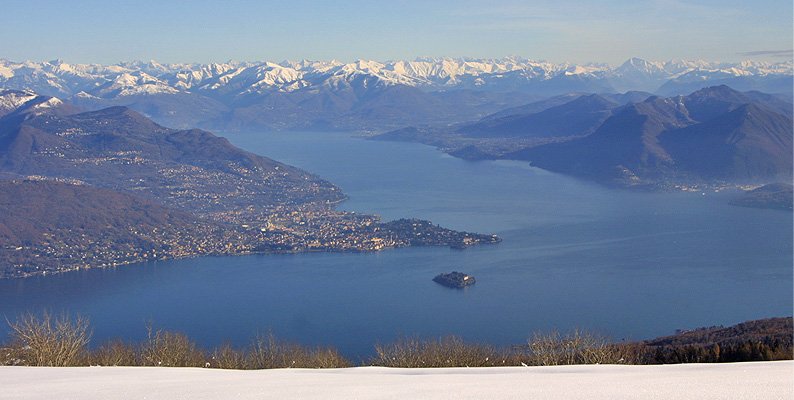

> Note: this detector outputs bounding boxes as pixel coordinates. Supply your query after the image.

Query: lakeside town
[1,178,500,279]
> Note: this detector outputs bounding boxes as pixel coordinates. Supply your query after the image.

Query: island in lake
[433,272,476,288]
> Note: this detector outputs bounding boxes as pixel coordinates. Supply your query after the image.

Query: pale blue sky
[1,0,791,65]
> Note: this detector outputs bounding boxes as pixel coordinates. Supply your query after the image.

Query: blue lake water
[1,131,791,359]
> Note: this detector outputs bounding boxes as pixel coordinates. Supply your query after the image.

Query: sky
[0,0,791,65]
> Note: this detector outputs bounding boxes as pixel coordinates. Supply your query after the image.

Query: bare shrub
[210,343,246,369]
[1,344,26,366]
[373,336,516,368]
[7,312,91,366]
[247,333,301,369]
[92,339,138,366]
[140,326,207,367]
[2,314,654,369]
[245,333,350,369]
[309,347,352,369]
[610,341,650,365]
[528,329,627,366]
[418,336,503,367]
[373,336,425,367]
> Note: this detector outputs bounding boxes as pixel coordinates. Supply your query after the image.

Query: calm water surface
[1,131,791,358]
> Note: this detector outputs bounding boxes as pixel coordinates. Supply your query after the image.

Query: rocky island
[433,272,476,288]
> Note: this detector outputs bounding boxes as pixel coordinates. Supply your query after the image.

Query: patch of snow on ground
[1,361,791,400]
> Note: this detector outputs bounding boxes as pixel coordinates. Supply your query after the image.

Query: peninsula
[0,92,500,278]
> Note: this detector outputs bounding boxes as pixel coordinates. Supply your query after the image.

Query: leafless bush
[527,329,630,366]
[6,312,91,366]
[373,336,517,368]
[308,347,352,369]
[1,345,26,366]
[247,333,301,368]
[245,333,350,369]
[2,313,653,369]
[210,343,247,369]
[373,336,425,367]
[140,326,207,367]
[611,342,650,365]
[91,339,138,366]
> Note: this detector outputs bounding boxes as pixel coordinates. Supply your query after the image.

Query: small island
[433,271,476,288]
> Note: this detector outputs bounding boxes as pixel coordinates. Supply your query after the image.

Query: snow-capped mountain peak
[0,57,790,101]
[0,89,39,112]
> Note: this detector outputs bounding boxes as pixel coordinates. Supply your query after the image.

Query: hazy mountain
[1,58,789,132]
[457,94,619,138]
[660,104,793,180]
[730,183,793,211]
[605,90,656,105]
[71,92,229,130]
[0,101,343,214]
[218,82,521,133]
[508,86,793,186]
[372,89,656,159]
[481,93,588,121]
[608,58,673,92]
[658,72,794,97]
[482,91,653,122]
[0,89,78,118]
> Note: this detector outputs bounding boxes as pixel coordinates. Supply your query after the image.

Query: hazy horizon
[1,0,791,66]
[1,54,791,68]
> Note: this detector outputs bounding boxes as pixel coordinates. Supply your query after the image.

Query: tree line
[2,312,791,368]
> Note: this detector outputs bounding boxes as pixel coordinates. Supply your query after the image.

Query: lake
[1,131,791,359]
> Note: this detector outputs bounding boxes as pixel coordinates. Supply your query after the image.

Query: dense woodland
[640,317,793,363]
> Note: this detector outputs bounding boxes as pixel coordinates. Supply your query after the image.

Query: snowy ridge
[0,57,790,99]
[0,89,38,112]
[94,71,179,97]
[0,88,68,116]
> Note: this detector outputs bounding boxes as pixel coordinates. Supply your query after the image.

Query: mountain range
[508,86,793,187]
[0,90,341,215]
[376,85,792,188]
[1,57,791,132]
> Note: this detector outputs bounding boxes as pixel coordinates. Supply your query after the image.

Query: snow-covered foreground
[2,361,792,399]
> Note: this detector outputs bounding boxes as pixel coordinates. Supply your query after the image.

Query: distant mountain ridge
[457,94,620,138]
[0,100,342,214]
[509,86,793,186]
[2,57,789,97]
[375,85,792,187]
[0,57,790,132]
